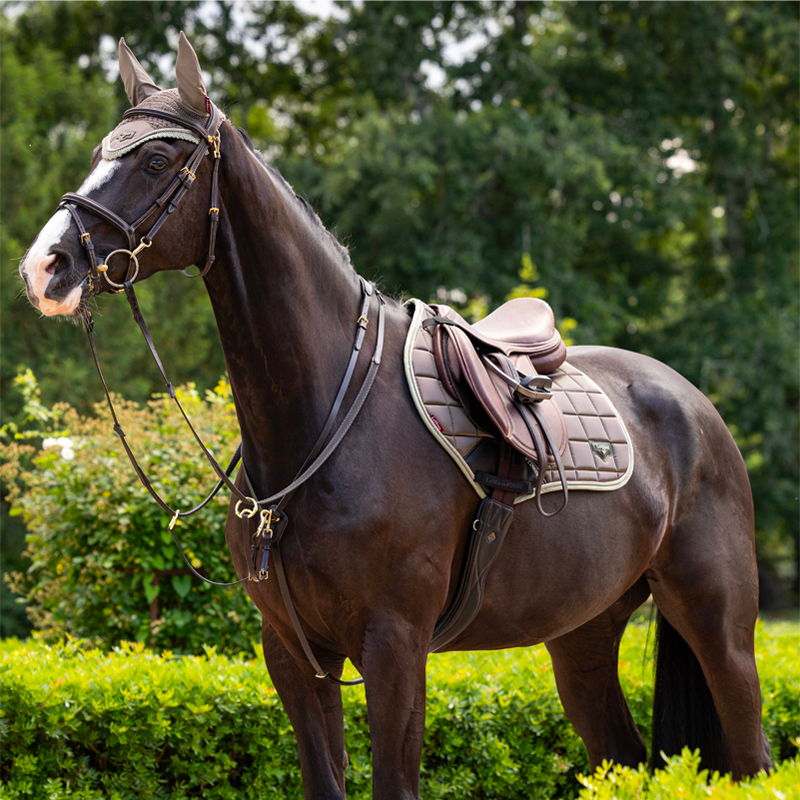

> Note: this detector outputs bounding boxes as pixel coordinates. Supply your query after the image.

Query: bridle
[55,99,386,685]
[59,102,223,294]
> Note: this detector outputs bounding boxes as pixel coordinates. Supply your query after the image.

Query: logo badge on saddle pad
[589,441,613,462]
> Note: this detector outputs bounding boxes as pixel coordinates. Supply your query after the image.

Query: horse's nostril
[44,254,60,276]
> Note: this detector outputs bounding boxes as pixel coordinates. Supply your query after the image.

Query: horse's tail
[651,610,731,773]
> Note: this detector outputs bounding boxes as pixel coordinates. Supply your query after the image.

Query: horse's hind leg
[647,497,773,779]
[544,576,651,770]
[261,622,348,800]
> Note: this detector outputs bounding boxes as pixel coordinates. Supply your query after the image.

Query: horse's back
[449,344,755,648]
[565,344,752,506]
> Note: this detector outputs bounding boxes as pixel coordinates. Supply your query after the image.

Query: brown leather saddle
[423,297,568,498]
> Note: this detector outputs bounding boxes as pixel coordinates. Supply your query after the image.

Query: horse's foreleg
[357,621,428,800]
[262,622,348,800]
[544,576,650,770]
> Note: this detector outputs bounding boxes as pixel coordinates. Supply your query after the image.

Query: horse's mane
[234,127,353,273]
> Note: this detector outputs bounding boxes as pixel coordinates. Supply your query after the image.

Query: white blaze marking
[21,159,121,315]
[76,158,120,196]
[23,208,71,269]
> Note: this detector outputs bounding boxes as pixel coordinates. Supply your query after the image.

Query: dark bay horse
[19,35,772,798]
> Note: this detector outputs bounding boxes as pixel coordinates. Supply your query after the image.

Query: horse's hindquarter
[443,344,754,650]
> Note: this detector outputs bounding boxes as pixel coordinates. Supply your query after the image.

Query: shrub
[1,370,259,654]
[0,622,796,799]
[577,749,800,800]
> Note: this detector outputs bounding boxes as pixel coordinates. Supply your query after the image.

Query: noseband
[59,103,223,293]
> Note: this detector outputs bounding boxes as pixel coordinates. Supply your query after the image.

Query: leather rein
[59,101,385,685]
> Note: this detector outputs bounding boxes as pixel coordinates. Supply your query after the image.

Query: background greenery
[1,372,260,653]
[2,1,798,639]
[0,622,797,798]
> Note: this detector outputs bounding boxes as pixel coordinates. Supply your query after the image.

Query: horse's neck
[203,135,363,486]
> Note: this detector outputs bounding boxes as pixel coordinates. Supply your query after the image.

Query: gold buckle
[80,232,91,243]
[180,166,196,180]
[208,207,219,215]
[357,315,369,326]
[208,131,221,159]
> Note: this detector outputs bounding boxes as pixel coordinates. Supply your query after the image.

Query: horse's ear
[118,38,161,106]
[176,31,209,116]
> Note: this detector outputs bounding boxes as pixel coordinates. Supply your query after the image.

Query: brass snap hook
[256,508,274,538]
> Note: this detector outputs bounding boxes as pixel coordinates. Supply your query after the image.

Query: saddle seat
[462,297,566,362]
[429,298,569,464]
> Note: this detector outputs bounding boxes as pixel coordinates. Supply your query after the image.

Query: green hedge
[577,749,800,800]
[1,622,797,799]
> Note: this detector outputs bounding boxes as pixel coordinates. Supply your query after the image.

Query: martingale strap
[85,276,384,595]
[239,282,385,687]
[69,98,388,680]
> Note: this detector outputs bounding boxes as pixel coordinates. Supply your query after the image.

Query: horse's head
[20,33,223,317]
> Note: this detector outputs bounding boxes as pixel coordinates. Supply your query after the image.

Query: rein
[62,101,385,683]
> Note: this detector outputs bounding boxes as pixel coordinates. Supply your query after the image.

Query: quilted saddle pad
[403,299,634,504]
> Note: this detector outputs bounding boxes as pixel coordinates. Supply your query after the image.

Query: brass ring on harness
[235,497,259,519]
[97,249,140,289]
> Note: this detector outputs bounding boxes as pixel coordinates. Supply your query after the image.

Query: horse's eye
[149,157,167,172]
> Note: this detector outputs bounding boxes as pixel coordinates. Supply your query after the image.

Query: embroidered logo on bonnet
[101,89,210,160]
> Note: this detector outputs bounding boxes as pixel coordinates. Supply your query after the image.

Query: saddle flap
[447,327,567,463]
